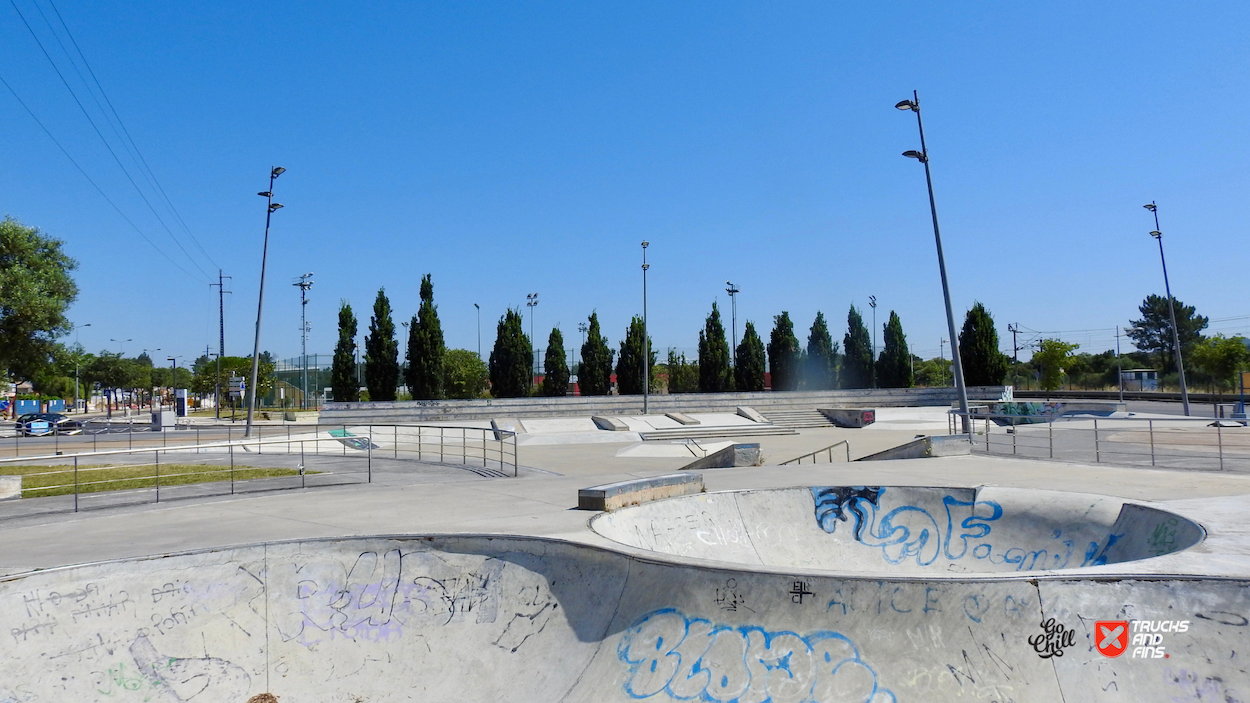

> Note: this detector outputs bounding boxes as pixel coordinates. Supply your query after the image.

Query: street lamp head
[271,166,286,178]
[642,263,650,271]
[474,303,479,310]
[902,150,926,162]
[269,203,283,212]
[1150,230,1163,239]
[895,99,918,112]
[641,240,649,248]
[258,191,272,197]
[1143,203,1157,212]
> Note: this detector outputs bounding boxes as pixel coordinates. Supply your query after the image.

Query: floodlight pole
[642,241,650,415]
[1145,202,1190,416]
[869,295,877,389]
[726,281,739,367]
[898,91,970,433]
[245,167,284,437]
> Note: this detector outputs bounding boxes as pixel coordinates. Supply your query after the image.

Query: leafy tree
[695,302,731,392]
[1126,294,1208,374]
[616,316,656,395]
[190,355,274,400]
[767,312,801,391]
[735,322,766,391]
[542,328,570,397]
[406,274,445,399]
[1033,339,1080,391]
[1189,334,1250,394]
[0,217,78,382]
[876,311,913,388]
[664,350,699,393]
[914,356,948,387]
[330,301,359,402]
[841,305,872,389]
[805,312,837,390]
[489,309,532,397]
[442,349,488,399]
[578,312,613,395]
[364,288,399,401]
[958,302,1009,386]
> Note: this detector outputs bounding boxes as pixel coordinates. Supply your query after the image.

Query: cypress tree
[616,316,655,395]
[579,312,614,395]
[364,288,399,401]
[876,310,913,388]
[330,300,359,402]
[489,309,532,397]
[842,304,872,388]
[697,301,731,392]
[405,274,445,399]
[767,312,801,391]
[735,321,766,391]
[959,301,1009,386]
[542,327,570,397]
[805,311,838,390]
[665,349,699,394]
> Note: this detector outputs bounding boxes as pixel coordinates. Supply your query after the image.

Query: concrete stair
[638,425,798,441]
[763,409,836,429]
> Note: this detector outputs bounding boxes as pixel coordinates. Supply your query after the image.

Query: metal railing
[779,440,851,465]
[959,413,1249,472]
[0,423,518,517]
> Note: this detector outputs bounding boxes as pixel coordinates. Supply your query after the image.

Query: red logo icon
[1096,620,1129,657]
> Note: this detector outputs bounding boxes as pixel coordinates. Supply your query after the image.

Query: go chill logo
[1096,619,1189,659]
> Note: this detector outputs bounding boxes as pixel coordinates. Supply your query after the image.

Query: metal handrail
[779,440,851,465]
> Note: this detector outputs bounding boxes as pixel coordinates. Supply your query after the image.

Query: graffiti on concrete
[618,608,895,703]
[811,487,1119,571]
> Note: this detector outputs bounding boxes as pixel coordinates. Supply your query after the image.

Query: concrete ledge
[665,412,700,425]
[857,434,971,461]
[0,475,21,501]
[591,416,629,431]
[735,406,768,423]
[577,473,704,511]
[819,408,876,428]
[680,443,762,471]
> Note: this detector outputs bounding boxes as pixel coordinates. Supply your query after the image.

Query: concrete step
[763,409,835,429]
[638,426,799,441]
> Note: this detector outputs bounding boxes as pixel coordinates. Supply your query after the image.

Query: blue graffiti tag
[617,608,896,703]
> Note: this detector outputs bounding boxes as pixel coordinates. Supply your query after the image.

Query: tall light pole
[897,92,969,432]
[1145,201,1190,416]
[869,295,878,389]
[142,348,161,410]
[294,273,314,409]
[245,166,285,437]
[474,303,481,361]
[726,281,739,367]
[73,323,90,413]
[526,293,540,377]
[167,357,178,414]
[642,241,650,414]
[577,322,588,375]
[110,338,132,354]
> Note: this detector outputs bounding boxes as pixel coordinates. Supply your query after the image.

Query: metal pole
[642,240,650,415]
[1048,419,1053,459]
[474,303,481,361]
[368,431,372,483]
[726,282,739,368]
[230,443,235,494]
[246,167,284,437]
[1094,418,1100,463]
[1116,326,1124,403]
[1149,419,1156,466]
[901,91,970,433]
[869,295,877,389]
[1146,202,1190,416]
[155,450,160,503]
[74,455,78,511]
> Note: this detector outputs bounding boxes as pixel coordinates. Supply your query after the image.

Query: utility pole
[295,273,314,409]
[726,281,739,367]
[939,338,947,386]
[1007,323,1019,390]
[210,270,231,419]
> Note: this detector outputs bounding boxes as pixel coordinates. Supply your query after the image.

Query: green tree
[1126,294,1208,374]
[1033,339,1080,391]
[364,288,399,401]
[841,305,872,389]
[0,217,78,381]
[958,302,1009,386]
[489,309,532,397]
[914,356,948,387]
[876,311,914,388]
[665,350,699,393]
[578,312,614,395]
[406,274,445,399]
[805,312,837,390]
[330,301,359,402]
[1189,334,1250,395]
[767,312,801,391]
[542,328,570,397]
[697,302,731,392]
[442,349,488,399]
[616,316,656,395]
[735,322,766,391]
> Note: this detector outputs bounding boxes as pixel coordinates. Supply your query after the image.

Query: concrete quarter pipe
[1,486,1245,702]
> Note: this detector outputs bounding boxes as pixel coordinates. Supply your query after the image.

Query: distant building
[1121,369,1158,391]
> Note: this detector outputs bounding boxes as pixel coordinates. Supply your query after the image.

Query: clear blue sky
[3,2,1247,367]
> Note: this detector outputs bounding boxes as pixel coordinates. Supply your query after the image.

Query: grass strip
[2,464,312,498]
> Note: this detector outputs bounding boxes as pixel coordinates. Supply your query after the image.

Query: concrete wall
[1,534,1245,702]
[322,386,1007,423]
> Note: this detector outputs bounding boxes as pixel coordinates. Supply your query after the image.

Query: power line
[0,71,207,281]
[8,0,212,283]
[43,0,220,271]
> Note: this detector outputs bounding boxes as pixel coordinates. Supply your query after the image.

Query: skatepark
[1,401,1248,702]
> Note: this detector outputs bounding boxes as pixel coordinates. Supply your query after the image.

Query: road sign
[228,376,246,399]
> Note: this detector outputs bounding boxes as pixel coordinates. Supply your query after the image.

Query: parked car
[16,413,84,436]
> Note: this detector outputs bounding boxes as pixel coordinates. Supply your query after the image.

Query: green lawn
[4,463,309,497]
